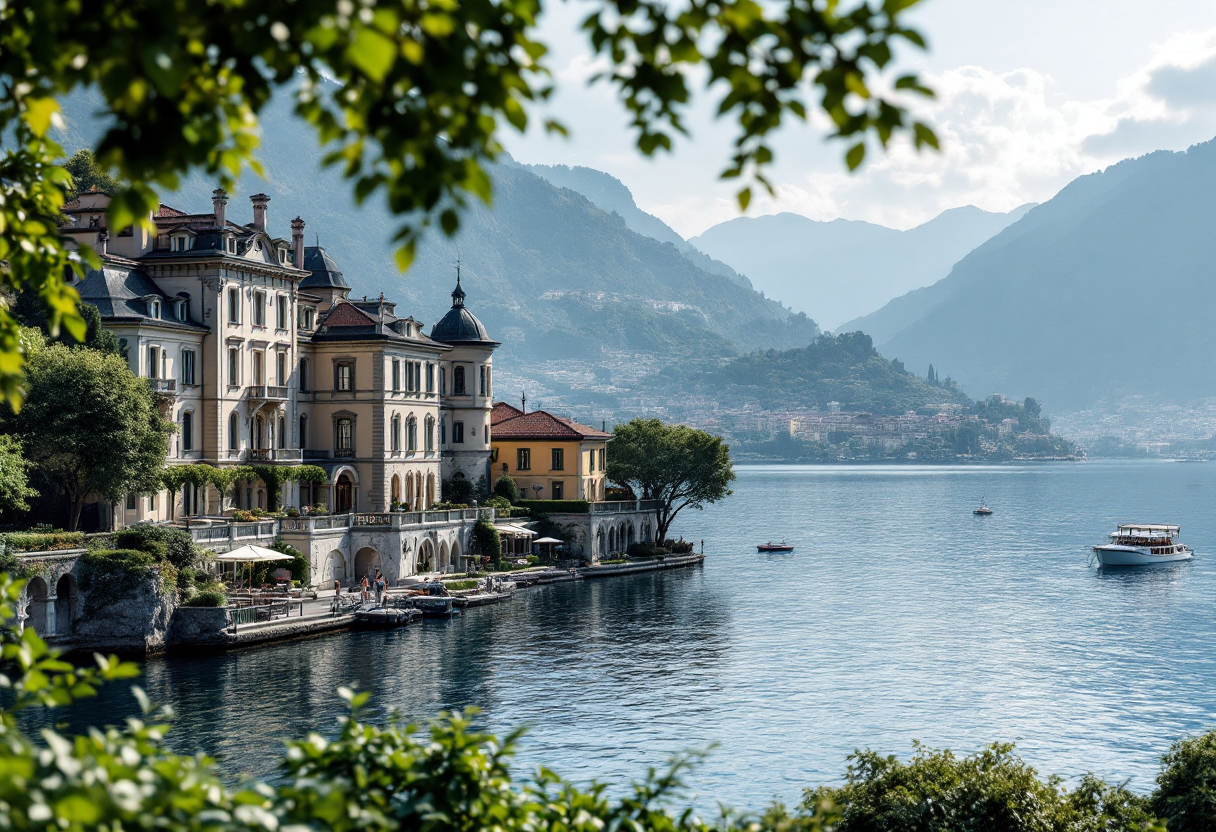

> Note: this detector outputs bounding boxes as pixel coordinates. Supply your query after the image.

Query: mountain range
[691,205,1033,330]
[55,89,818,413]
[851,139,1216,412]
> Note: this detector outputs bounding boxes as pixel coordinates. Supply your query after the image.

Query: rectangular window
[517,447,531,471]
[551,448,564,470]
[147,345,160,379]
[277,351,287,385]
[300,358,309,392]
[552,481,563,500]
[453,421,465,444]
[299,307,315,330]
[588,449,595,473]
[335,418,353,452]
[276,295,288,330]
[125,492,137,511]
[440,420,447,445]
[181,412,193,452]
[227,346,239,387]
[439,367,446,395]
[252,291,266,326]
[181,349,196,386]
[426,363,434,392]
[252,350,265,385]
[335,362,353,392]
[392,359,400,391]
[599,448,606,470]
[227,287,240,323]
[480,365,487,396]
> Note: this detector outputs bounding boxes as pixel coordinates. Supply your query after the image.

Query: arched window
[228,411,238,451]
[277,415,285,449]
[391,414,401,452]
[453,365,466,395]
[407,416,418,452]
[425,416,435,451]
[181,411,193,453]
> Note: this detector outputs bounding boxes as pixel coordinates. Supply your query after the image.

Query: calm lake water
[34,461,1216,809]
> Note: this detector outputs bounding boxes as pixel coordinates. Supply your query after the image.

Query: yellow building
[490,403,610,501]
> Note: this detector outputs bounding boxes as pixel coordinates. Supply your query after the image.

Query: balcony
[247,384,289,402]
[147,378,177,395]
[246,448,303,463]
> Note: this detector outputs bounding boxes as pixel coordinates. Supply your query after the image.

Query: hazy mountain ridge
[866,142,1216,411]
[526,163,754,289]
[56,90,819,410]
[693,204,1034,330]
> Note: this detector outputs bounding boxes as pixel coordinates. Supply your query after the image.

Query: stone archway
[335,473,355,513]
[55,574,78,636]
[627,523,636,547]
[326,549,347,586]
[25,577,48,636]
[438,540,449,572]
[597,526,605,558]
[419,539,435,573]
[449,538,462,572]
[354,547,381,582]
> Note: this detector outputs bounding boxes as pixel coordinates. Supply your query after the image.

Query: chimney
[521,392,527,414]
[212,187,228,227]
[250,193,270,231]
[290,217,305,268]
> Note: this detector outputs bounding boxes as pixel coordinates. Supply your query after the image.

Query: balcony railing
[351,508,495,528]
[302,449,331,460]
[147,378,177,395]
[247,384,289,401]
[589,499,659,514]
[246,448,303,462]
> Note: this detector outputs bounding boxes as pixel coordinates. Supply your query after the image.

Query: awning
[214,545,294,562]
[494,523,537,537]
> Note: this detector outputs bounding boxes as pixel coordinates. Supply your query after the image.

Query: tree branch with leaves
[0,0,937,405]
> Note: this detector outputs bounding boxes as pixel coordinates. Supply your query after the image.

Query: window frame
[517,447,531,471]
[181,349,196,386]
[335,361,354,392]
[453,421,465,444]
[551,448,564,471]
[275,295,289,330]
[181,411,193,452]
[453,365,466,395]
[252,290,266,327]
[227,286,240,324]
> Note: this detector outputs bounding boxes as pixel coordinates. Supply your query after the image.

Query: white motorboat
[1092,523,1193,566]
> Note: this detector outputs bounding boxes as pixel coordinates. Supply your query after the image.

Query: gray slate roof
[76,263,208,331]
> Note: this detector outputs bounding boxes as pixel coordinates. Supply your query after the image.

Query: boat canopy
[1116,523,1179,535]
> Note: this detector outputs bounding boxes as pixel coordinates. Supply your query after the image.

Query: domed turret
[430,268,497,345]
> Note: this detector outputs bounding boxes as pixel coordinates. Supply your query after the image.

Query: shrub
[472,519,501,565]
[526,555,539,565]
[628,542,669,558]
[493,475,519,503]
[113,524,201,569]
[663,538,694,554]
[232,509,257,521]
[486,495,511,512]
[442,579,479,591]
[0,530,85,553]
[443,476,474,504]
[285,507,300,517]
[514,499,590,514]
[1152,732,1216,832]
[185,590,226,607]
[272,538,309,585]
[431,501,469,510]
[309,504,329,516]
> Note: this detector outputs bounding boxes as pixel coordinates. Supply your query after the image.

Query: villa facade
[64,189,498,525]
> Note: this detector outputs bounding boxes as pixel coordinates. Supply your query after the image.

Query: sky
[507,0,1216,237]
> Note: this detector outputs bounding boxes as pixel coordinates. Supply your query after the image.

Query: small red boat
[757,541,794,552]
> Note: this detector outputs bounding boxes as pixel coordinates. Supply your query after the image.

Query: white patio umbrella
[214,545,293,588]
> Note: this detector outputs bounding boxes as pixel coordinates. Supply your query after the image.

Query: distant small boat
[974,499,993,516]
[757,541,795,552]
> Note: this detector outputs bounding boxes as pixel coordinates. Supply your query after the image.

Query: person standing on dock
[374,571,386,604]
[360,574,370,603]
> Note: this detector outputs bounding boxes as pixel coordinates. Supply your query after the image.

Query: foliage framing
[0,0,936,405]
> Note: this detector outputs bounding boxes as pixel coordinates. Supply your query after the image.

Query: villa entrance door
[335,474,354,513]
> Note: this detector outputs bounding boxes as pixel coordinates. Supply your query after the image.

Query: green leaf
[394,240,417,272]
[23,98,60,137]
[845,142,867,170]
[736,187,751,211]
[347,28,397,82]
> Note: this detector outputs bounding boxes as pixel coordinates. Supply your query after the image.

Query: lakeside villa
[54,188,657,592]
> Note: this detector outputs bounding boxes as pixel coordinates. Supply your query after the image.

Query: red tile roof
[491,408,611,441]
[318,301,378,327]
[491,402,524,425]
[156,204,188,218]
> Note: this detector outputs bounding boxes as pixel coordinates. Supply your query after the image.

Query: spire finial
[451,257,466,307]
[521,391,526,414]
